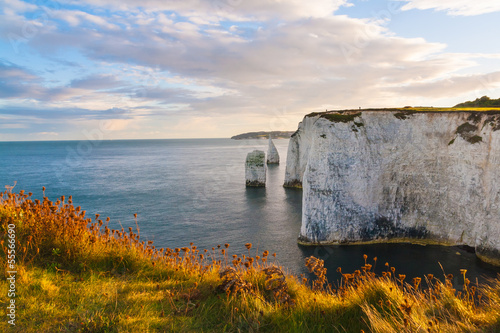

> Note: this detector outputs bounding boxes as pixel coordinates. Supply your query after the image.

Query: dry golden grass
[1,189,500,332]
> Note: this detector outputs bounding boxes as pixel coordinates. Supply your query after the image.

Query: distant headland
[231,131,295,140]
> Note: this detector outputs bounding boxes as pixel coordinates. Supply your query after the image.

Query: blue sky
[1,0,500,141]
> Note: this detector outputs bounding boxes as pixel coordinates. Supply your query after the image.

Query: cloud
[70,74,123,90]
[0,61,120,102]
[50,9,119,30]
[1,0,500,140]
[394,71,500,98]
[0,123,28,129]
[25,12,450,87]
[0,106,135,120]
[0,60,38,80]
[37,131,59,135]
[0,0,38,15]
[3,6,495,115]
[65,0,351,20]
[0,60,45,99]
[397,0,500,16]
[100,118,132,131]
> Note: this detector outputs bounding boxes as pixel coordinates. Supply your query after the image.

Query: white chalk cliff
[267,136,280,164]
[284,110,500,265]
[246,150,266,187]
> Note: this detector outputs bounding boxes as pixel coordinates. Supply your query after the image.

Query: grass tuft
[320,112,362,123]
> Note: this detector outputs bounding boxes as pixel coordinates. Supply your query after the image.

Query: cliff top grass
[306,96,500,120]
[307,107,500,118]
[454,96,500,108]
[2,189,500,332]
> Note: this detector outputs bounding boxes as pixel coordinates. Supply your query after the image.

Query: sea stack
[266,136,280,164]
[245,150,266,187]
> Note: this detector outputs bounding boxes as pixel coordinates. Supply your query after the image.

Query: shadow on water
[265,164,281,188]
[284,187,302,208]
[244,186,267,203]
[299,243,500,287]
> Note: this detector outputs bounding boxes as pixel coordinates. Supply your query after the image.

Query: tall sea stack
[245,150,266,187]
[267,136,280,164]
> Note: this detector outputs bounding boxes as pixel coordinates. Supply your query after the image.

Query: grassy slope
[1,190,500,332]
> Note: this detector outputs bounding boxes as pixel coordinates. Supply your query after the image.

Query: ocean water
[1,138,499,285]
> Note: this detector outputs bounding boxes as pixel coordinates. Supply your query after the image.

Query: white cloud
[2,0,500,139]
[189,15,218,26]
[0,0,37,15]
[229,0,351,19]
[7,9,496,113]
[51,9,119,30]
[100,118,132,131]
[397,0,500,16]
[66,0,351,20]
[393,71,500,97]
[37,131,59,135]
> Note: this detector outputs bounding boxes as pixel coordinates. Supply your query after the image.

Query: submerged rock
[245,150,266,187]
[266,136,280,164]
[286,110,500,265]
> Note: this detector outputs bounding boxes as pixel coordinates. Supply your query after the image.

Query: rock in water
[267,136,280,164]
[285,110,500,265]
[246,150,266,187]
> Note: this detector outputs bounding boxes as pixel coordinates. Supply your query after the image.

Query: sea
[1,138,499,286]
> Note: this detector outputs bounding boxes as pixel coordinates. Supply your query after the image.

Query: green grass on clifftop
[454,96,500,108]
[2,189,500,332]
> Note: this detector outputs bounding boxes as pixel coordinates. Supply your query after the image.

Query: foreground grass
[1,190,500,332]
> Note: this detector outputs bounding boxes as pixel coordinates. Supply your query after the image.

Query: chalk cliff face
[285,110,500,265]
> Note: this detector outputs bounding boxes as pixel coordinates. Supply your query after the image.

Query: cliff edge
[285,109,500,265]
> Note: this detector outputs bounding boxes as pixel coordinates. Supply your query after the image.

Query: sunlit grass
[1,189,500,332]
[347,107,500,112]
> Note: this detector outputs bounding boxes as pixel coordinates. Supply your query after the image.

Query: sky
[1,0,500,141]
